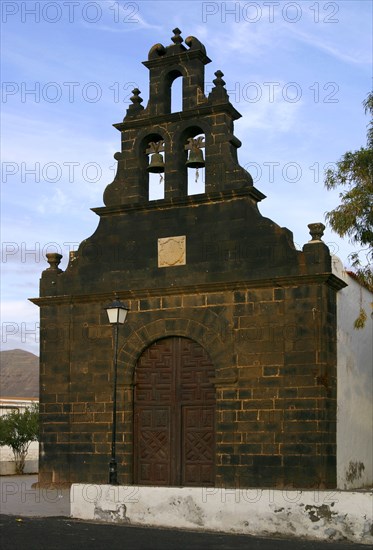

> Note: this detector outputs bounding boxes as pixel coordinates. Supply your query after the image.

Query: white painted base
[70,485,373,545]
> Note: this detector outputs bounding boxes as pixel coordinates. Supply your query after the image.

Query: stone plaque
[158,236,186,268]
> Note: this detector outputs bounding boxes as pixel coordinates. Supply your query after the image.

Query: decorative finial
[171,28,183,45]
[209,70,229,103]
[308,223,325,242]
[130,88,143,106]
[126,88,144,116]
[45,253,63,273]
[213,70,226,87]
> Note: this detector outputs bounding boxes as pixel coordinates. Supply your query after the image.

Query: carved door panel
[182,405,215,486]
[134,337,215,486]
[135,407,171,485]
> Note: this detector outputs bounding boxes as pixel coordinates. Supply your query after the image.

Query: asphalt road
[0,515,369,550]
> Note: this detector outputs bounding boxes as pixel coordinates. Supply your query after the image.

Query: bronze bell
[186,147,205,169]
[147,152,165,173]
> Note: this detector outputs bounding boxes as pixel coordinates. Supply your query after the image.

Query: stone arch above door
[117,312,236,386]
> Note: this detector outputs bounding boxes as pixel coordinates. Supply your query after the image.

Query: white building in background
[332,256,373,489]
[0,397,38,416]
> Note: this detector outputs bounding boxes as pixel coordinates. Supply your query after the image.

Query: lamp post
[105,297,129,485]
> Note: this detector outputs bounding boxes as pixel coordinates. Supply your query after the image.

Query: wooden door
[134,337,215,486]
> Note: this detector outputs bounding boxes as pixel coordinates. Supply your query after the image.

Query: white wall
[333,257,373,489]
[70,484,373,544]
[0,441,39,475]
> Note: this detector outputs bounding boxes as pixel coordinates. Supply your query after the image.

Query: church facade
[31,30,349,489]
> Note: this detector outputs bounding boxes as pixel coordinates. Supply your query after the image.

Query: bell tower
[103,28,264,205]
[33,29,344,490]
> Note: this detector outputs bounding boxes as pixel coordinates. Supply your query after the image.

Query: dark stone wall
[40,192,319,298]
[36,262,340,488]
[32,30,344,488]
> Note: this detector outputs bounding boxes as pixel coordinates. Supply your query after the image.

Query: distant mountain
[0,349,39,398]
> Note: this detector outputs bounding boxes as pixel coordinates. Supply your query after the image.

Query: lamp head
[105,298,129,325]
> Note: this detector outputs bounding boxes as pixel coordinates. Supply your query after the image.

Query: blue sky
[1,1,372,355]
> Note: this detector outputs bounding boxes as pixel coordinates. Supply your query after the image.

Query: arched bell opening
[178,126,206,196]
[163,68,184,114]
[171,74,183,113]
[139,133,165,201]
[186,133,206,195]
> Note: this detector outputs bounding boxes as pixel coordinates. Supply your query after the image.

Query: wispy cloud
[287,26,372,66]
[236,90,304,135]
[82,1,163,33]
[195,20,281,64]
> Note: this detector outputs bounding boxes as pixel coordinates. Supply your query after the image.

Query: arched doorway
[134,337,216,486]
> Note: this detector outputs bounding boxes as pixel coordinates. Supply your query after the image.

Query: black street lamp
[105,297,129,485]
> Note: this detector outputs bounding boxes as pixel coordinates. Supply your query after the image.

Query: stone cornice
[92,187,266,217]
[114,101,242,131]
[29,273,347,307]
